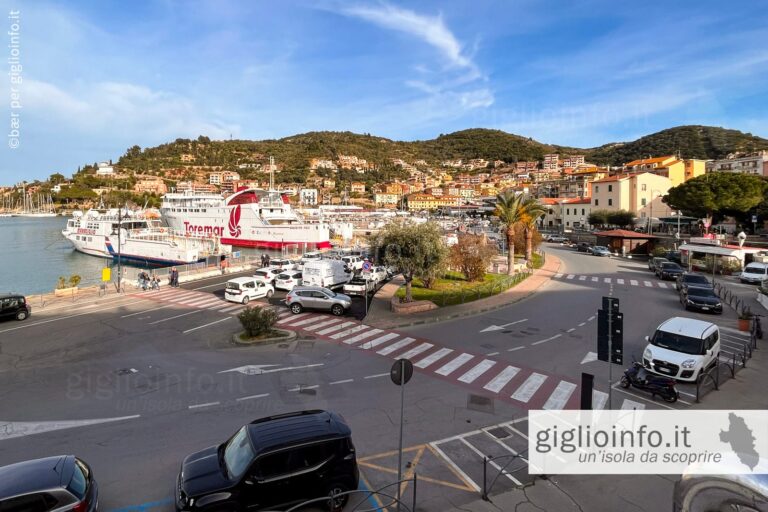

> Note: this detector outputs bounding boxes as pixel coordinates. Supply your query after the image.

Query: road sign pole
[608,308,612,410]
[397,359,405,512]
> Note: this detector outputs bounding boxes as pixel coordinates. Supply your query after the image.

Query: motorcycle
[620,361,679,403]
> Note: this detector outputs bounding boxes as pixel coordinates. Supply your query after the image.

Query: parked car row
[0,410,360,512]
[647,259,722,315]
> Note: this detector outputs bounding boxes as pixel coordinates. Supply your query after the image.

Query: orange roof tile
[625,156,675,167]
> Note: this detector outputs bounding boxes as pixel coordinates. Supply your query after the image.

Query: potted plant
[738,308,753,332]
[54,274,82,297]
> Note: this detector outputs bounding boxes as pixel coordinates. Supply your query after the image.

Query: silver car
[285,286,352,316]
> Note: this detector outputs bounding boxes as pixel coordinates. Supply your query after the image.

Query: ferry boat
[62,209,218,265]
[160,188,332,250]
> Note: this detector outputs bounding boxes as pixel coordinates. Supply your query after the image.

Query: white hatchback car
[274,271,303,291]
[224,277,274,304]
[253,267,284,285]
[642,317,720,382]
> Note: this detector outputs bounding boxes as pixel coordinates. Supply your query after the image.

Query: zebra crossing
[130,288,248,315]
[273,311,647,411]
[553,273,672,289]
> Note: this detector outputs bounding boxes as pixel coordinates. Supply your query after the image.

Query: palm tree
[494,190,526,275]
[520,197,547,261]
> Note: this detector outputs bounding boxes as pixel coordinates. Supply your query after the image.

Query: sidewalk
[364,254,562,330]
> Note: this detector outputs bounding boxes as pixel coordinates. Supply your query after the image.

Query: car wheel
[620,376,630,388]
[325,481,350,511]
[15,310,27,321]
[266,290,274,298]
[242,296,250,305]
[331,304,345,316]
[290,303,303,314]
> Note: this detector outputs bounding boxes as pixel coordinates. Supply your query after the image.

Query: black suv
[0,455,98,511]
[0,294,30,321]
[176,410,359,512]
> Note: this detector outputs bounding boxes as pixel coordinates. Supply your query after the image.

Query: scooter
[620,361,679,403]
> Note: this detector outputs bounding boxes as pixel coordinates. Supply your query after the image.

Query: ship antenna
[269,155,275,191]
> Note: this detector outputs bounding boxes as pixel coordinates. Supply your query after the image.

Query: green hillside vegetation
[587,125,768,165]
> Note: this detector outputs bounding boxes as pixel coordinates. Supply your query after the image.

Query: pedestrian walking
[170,267,179,287]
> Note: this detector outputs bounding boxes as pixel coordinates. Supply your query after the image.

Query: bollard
[482,456,488,501]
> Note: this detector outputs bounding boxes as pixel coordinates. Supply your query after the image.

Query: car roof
[657,317,717,338]
[228,277,255,284]
[291,285,331,292]
[0,294,24,300]
[744,262,768,268]
[247,410,351,456]
[0,456,72,498]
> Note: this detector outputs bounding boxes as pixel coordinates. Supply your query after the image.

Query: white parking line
[364,373,390,379]
[330,379,354,385]
[587,315,596,321]
[532,334,562,346]
[459,437,521,485]
[183,317,234,334]
[578,322,586,327]
[289,385,319,392]
[428,442,481,493]
[566,328,575,333]
[507,346,525,352]
[483,366,520,393]
[435,353,474,376]
[149,310,202,325]
[189,401,220,410]
[414,347,454,368]
[486,351,500,356]
[457,359,496,384]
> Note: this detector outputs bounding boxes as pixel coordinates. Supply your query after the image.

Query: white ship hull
[161,189,332,249]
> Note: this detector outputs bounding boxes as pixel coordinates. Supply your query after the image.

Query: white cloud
[342,3,474,71]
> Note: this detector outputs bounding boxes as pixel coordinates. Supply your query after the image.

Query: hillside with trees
[587,125,768,166]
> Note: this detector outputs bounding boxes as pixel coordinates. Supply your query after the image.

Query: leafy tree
[49,173,66,184]
[664,173,767,220]
[449,234,498,281]
[606,210,635,228]
[370,221,448,302]
[519,198,546,261]
[494,190,532,275]
[588,209,610,226]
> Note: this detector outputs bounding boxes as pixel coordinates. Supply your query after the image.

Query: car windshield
[685,275,709,284]
[651,330,703,355]
[688,287,717,298]
[662,263,681,269]
[223,427,255,480]
[276,274,290,279]
[744,267,766,275]
[254,271,268,277]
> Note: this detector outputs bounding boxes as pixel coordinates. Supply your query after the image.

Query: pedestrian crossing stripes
[552,274,675,289]
[130,288,248,315]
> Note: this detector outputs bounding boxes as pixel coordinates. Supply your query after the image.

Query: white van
[740,262,768,284]
[302,260,351,289]
[224,277,274,304]
[642,317,720,382]
[341,255,364,272]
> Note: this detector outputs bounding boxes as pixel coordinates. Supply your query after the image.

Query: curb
[367,256,563,330]
[231,329,297,346]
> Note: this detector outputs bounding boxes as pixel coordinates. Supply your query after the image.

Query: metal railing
[481,452,533,500]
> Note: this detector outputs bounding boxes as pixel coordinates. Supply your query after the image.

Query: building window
[566,208,570,215]
[595,186,599,193]
[641,198,647,206]
[641,184,647,191]
[608,199,613,206]
[581,208,585,215]
[594,199,599,206]
[608,185,613,192]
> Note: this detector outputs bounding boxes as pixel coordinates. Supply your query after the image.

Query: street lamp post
[738,231,747,270]
[559,200,565,234]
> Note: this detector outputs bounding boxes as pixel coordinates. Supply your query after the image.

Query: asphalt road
[0,249,750,512]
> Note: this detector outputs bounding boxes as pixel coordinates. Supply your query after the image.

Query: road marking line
[179,296,222,307]
[630,280,639,286]
[364,373,390,379]
[507,346,525,352]
[592,390,608,410]
[566,274,575,280]
[343,328,383,345]
[612,386,676,410]
[532,333,562,345]
[587,315,595,321]
[316,321,357,335]
[486,351,500,356]
[414,347,453,368]
[554,273,563,278]
[483,366,520,393]
[621,399,646,410]
[511,373,548,403]
[172,293,210,304]
[457,359,496,384]
[644,281,653,287]
[183,317,233,334]
[397,342,434,360]
[236,393,269,401]
[377,337,416,356]
[566,328,575,333]
[282,315,325,327]
[289,385,319,392]
[604,278,611,283]
[189,401,220,410]
[149,310,202,324]
[427,443,481,493]
[278,313,314,325]
[303,318,343,331]
[543,381,577,410]
[678,390,696,398]
[459,437,522,485]
[219,305,245,313]
[277,312,310,322]
[359,332,400,350]
[578,322,586,327]
[658,282,668,288]
[330,324,370,340]
[330,379,354,385]
[579,275,587,281]
[121,305,173,318]
[617,278,625,285]
[434,353,474,376]
[591,276,598,282]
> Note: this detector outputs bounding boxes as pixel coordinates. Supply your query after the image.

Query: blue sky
[1,0,767,183]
